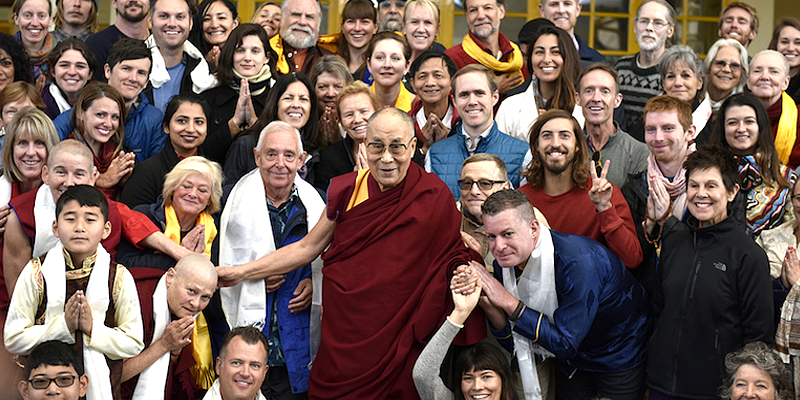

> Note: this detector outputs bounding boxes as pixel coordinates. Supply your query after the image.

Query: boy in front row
[5,185,144,400]
[18,340,89,400]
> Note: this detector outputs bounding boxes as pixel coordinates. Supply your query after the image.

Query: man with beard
[444,0,524,96]
[144,0,218,111]
[86,0,150,81]
[52,0,98,42]
[518,109,642,269]
[270,0,333,76]
[614,0,676,141]
[378,0,403,33]
[718,2,758,49]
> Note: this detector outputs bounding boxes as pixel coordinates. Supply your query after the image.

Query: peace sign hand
[589,159,613,212]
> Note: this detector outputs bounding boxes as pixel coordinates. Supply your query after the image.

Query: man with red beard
[270,0,333,76]
[86,0,151,81]
[517,109,642,269]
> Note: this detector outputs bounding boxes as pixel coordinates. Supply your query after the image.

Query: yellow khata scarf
[271,34,337,74]
[775,91,799,164]
[163,205,217,257]
[346,169,371,211]
[190,312,214,389]
[461,34,524,80]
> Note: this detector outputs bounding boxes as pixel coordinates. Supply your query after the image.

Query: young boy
[5,185,144,400]
[18,340,89,400]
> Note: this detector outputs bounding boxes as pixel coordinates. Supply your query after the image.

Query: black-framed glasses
[711,60,742,72]
[590,150,602,176]
[366,138,414,156]
[458,179,506,191]
[379,0,405,8]
[28,375,79,390]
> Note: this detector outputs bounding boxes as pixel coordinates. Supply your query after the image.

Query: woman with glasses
[769,18,800,103]
[705,39,749,112]
[709,93,794,238]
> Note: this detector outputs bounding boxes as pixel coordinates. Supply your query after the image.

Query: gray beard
[282,30,318,49]
[379,18,403,33]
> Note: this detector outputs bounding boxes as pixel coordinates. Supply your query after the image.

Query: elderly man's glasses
[379,1,405,9]
[366,139,414,156]
[458,179,505,191]
[712,60,742,72]
[636,18,669,29]
[28,375,79,390]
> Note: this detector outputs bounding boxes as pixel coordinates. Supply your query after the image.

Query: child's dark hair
[453,342,519,400]
[24,340,83,379]
[55,185,109,222]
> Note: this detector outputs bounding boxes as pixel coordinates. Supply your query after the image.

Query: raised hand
[354,142,369,171]
[288,278,312,314]
[96,151,135,188]
[162,316,194,355]
[588,159,612,212]
[449,271,482,326]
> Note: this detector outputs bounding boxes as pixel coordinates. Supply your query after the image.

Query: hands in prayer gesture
[232,79,258,130]
[181,224,206,254]
[96,151,135,189]
[420,113,448,153]
[65,290,92,336]
[783,246,800,289]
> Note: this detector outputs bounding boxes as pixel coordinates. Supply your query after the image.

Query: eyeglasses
[457,179,506,191]
[590,150,602,176]
[636,18,669,29]
[261,151,297,162]
[366,138,414,156]
[28,375,79,390]
[711,60,742,72]
[379,0,405,9]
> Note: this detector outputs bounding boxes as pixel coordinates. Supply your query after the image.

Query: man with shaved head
[217,108,482,399]
[219,121,323,399]
[122,254,218,400]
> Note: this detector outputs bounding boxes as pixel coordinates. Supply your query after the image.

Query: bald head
[47,139,93,169]
[367,107,414,140]
[42,139,98,201]
[166,255,218,318]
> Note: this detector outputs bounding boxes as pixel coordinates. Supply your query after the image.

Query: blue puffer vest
[428,122,529,200]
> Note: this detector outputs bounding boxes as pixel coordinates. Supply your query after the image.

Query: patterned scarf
[15,31,54,79]
[735,154,793,235]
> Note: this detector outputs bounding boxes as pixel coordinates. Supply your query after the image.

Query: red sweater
[518,183,643,268]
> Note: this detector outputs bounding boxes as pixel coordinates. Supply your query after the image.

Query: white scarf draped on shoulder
[145,35,218,94]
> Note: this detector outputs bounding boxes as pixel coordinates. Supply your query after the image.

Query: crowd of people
[0,0,800,399]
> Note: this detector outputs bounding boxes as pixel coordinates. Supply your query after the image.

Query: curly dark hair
[0,32,33,84]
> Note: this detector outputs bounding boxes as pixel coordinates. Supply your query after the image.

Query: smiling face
[461,368,503,400]
[536,117,578,176]
[411,57,451,106]
[202,1,238,47]
[484,207,538,268]
[165,263,216,318]
[403,4,438,54]
[339,92,375,142]
[747,52,790,107]
[254,128,306,196]
[687,166,737,227]
[280,0,321,49]
[19,364,88,400]
[530,34,563,85]
[731,364,777,400]
[368,38,408,89]
[723,105,759,155]
[53,201,111,263]
[314,71,345,111]
[777,26,800,73]
[708,45,743,95]
[453,70,498,135]
[460,160,509,221]
[113,0,149,23]
[61,0,92,28]
[578,69,621,127]
[14,0,52,49]
[663,60,702,103]
[171,172,212,221]
[539,0,580,34]
[13,131,47,183]
[0,49,15,93]
[149,0,193,53]
[634,1,674,52]
[105,57,151,103]
[232,35,268,78]
[465,0,504,39]
[366,111,415,191]
[54,50,91,101]
[216,336,268,400]
[277,81,312,130]
[42,151,97,201]
[644,110,693,166]
[254,4,281,38]
[342,17,376,51]
[719,7,755,47]
[166,102,208,157]
[80,96,120,148]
